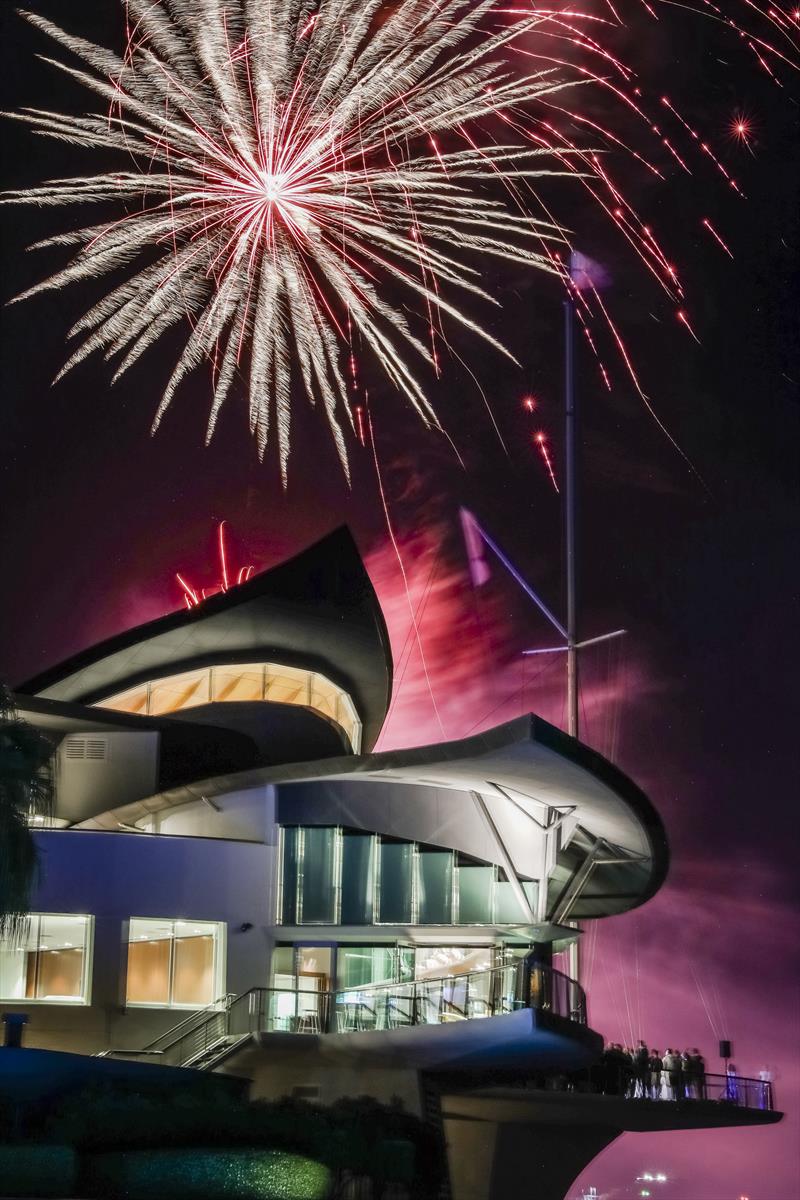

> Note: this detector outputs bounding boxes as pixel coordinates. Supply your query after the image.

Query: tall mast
[565,293,581,983]
[565,296,579,739]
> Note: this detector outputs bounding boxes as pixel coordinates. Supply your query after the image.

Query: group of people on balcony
[600,1042,707,1100]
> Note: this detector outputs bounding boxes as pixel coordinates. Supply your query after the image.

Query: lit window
[279,828,341,925]
[417,848,454,924]
[414,945,493,980]
[95,662,361,751]
[0,914,92,1004]
[265,664,311,707]
[99,682,148,715]
[456,858,495,924]
[277,827,539,928]
[212,664,264,704]
[126,918,224,1008]
[377,839,414,924]
[148,669,209,715]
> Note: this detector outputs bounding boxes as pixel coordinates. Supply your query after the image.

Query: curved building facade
[2,528,777,1199]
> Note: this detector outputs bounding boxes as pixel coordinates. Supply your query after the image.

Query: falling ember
[677,310,702,345]
[176,521,254,608]
[702,218,734,259]
[535,433,560,494]
[522,396,538,413]
[355,405,366,448]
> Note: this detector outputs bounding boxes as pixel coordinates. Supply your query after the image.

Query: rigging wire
[367,404,447,739]
[382,546,443,729]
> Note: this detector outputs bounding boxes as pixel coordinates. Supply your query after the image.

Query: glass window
[414,945,493,980]
[298,827,340,924]
[0,914,92,1004]
[95,663,361,750]
[309,675,339,723]
[341,832,375,924]
[398,945,415,983]
[271,945,296,992]
[495,879,538,924]
[416,849,454,924]
[265,665,311,707]
[98,682,148,715]
[126,918,224,1008]
[337,946,396,990]
[297,946,333,990]
[148,669,209,715]
[457,861,496,924]
[212,664,264,703]
[378,839,414,924]
[280,827,300,925]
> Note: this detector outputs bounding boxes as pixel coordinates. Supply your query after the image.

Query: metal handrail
[138,992,236,1054]
[607,1066,776,1111]
[110,962,588,1068]
[330,962,586,1021]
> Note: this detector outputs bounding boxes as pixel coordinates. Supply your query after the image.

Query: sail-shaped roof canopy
[17,527,392,753]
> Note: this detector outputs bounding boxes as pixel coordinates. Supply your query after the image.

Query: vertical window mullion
[297,828,305,925]
[32,914,41,1000]
[276,827,285,925]
[411,844,419,924]
[334,827,343,924]
[168,922,176,1007]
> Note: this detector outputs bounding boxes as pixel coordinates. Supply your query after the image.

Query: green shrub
[85,1147,331,1200]
[43,1087,441,1196]
[0,1143,76,1198]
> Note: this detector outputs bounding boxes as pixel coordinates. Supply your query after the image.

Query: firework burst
[3,1,581,480]
[2,1,798,480]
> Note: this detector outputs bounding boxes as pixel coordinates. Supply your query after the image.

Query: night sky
[1,4,798,1197]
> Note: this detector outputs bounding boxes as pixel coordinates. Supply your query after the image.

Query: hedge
[84,1147,331,1200]
[0,1143,76,1198]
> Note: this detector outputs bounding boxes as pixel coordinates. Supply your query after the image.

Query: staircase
[103,990,260,1071]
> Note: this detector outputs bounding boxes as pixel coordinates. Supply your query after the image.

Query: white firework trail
[2,1,578,481]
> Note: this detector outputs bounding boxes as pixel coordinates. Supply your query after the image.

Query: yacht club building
[1,527,779,1199]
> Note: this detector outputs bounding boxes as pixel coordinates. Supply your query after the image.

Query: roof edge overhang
[75,712,669,916]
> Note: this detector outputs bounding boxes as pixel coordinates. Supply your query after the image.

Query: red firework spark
[176,520,254,609]
[535,432,560,493]
[3,1,798,480]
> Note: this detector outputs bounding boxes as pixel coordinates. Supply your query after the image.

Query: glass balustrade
[236,961,587,1036]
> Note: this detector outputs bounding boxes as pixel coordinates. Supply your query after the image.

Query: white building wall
[0,829,278,1055]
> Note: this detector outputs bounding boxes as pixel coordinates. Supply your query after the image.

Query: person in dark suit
[648,1049,662,1099]
[633,1041,650,1098]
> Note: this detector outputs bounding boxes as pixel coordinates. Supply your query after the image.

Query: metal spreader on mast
[460,254,624,742]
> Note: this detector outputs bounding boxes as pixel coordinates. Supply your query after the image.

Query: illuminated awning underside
[78,714,668,921]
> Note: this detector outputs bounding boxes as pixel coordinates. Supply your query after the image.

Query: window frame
[276,826,540,929]
[0,913,94,1006]
[125,917,226,1010]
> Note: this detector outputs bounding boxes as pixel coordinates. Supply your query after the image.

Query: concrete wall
[218,1036,425,1117]
[56,732,159,824]
[140,786,275,841]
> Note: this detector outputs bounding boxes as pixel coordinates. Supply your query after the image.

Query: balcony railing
[564,1065,776,1112]
[243,962,587,1036]
[112,961,586,1068]
[103,969,776,1113]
